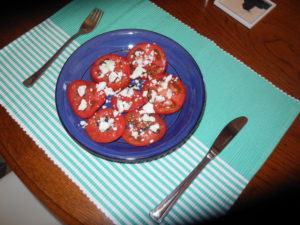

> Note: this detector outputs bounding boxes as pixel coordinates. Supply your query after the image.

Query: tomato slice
[122,111,166,146]
[85,108,126,143]
[142,73,186,115]
[126,43,167,80]
[90,54,131,91]
[68,80,106,119]
[111,88,147,113]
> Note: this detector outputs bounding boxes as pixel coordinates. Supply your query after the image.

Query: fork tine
[91,9,103,27]
[94,9,103,25]
[90,8,98,21]
[90,9,99,23]
[85,8,97,21]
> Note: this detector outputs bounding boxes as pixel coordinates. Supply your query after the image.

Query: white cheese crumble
[150,90,157,103]
[135,51,143,57]
[79,120,88,128]
[149,123,160,133]
[166,89,173,99]
[140,102,155,114]
[77,85,87,97]
[104,87,116,96]
[131,131,139,139]
[108,71,123,83]
[161,74,173,89]
[98,117,114,132]
[131,66,147,79]
[113,110,120,117]
[119,87,134,98]
[78,99,87,111]
[117,100,132,113]
[96,81,107,92]
[141,114,155,122]
[142,90,148,97]
[99,60,115,77]
[155,95,165,102]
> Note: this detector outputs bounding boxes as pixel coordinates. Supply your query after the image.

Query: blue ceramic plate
[55,29,205,163]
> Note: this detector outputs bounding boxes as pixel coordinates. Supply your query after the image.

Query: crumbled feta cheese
[135,51,144,57]
[113,110,120,117]
[157,87,163,92]
[141,114,155,122]
[166,89,173,99]
[149,123,160,133]
[109,71,123,83]
[160,74,173,89]
[98,117,114,132]
[131,131,139,139]
[151,79,157,84]
[155,95,165,102]
[79,120,88,128]
[104,87,115,96]
[150,90,157,103]
[119,87,134,98]
[99,60,115,77]
[77,85,87,97]
[131,66,147,79]
[78,99,87,111]
[117,100,132,113]
[96,82,107,92]
[142,90,148,97]
[140,102,155,114]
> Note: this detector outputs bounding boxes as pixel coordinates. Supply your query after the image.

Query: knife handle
[149,155,212,223]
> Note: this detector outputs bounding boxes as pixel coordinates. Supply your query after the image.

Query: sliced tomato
[111,88,147,113]
[68,80,106,119]
[85,108,126,143]
[90,54,131,91]
[142,73,186,115]
[122,111,166,146]
[126,43,167,80]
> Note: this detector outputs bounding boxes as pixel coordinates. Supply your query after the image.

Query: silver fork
[23,8,104,87]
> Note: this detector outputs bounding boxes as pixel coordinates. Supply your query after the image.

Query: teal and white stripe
[0,18,250,224]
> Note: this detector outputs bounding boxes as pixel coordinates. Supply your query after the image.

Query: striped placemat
[1,0,299,224]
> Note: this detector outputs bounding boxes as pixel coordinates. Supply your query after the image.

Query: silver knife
[150,116,248,223]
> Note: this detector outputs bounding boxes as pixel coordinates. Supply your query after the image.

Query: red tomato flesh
[90,54,131,91]
[122,111,167,146]
[142,73,186,115]
[68,80,106,119]
[126,43,167,80]
[85,108,126,143]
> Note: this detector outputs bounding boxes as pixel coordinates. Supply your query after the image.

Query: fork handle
[23,31,81,87]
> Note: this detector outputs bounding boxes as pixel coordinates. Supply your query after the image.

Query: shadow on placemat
[199,182,300,225]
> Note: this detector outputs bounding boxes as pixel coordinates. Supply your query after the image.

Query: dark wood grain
[0,0,299,224]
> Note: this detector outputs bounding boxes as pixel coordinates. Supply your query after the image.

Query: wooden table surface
[1,0,299,224]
